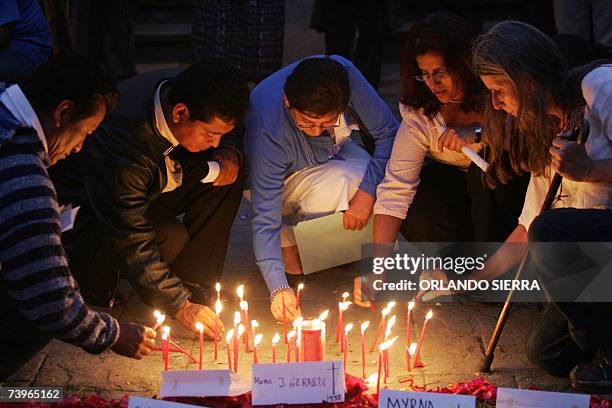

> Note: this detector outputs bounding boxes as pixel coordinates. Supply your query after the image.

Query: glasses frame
[414,70,448,83]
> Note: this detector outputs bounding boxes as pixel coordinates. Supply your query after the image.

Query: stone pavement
[3,203,574,399]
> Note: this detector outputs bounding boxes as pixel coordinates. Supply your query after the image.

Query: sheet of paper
[159,370,250,398]
[128,396,210,408]
[59,204,80,233]
[379,389,476,408]
[294,212,372,274]
[251,360,345,405]
[496,387,590,408]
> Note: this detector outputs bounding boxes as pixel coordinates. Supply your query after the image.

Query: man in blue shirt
[0,0,52,83]
[246,56,398,320]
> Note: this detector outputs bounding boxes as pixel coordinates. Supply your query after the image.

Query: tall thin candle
[287,330,296,362]
[376,336,398,396]
[282,295,288,344]
[215,282,221,302]
[272,333,280,363]
[360,321,369,378]
[337,301,350,349]
[406,342,417,373]
[293,317,303,362]
[214,299,222,360]
[225,329,234,371]
[370,304,391,352]
[235,324,244,373]
[253,333,263,364]
[343,323,353,374]
[296,283,304,311]
[162,326,170,371]
[407,301,415,350]
[240,300,250,350]
[195,322,204,370]
[413,310,433,368]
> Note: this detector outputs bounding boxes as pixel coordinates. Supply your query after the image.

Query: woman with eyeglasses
[371,13,529,251]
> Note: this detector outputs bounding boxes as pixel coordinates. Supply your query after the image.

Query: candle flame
[408,301,415,311]
[161,325,170,340]
[384,327,391,339]
[154,310,162,319]
[215,282,221,292]
[236,284,244,300]
[233,311,241,325]
[408,342,417,355]
[195,322,204,332]
[386,315,397,331]
[272,333,280,344]
[339,301,351,311]
[361,321,370,332]
[237,324,245,336]
[297,283,304,290]
[426,310,433,320]
[156,313,166,325]
[293,316,303,328]
[226,328,234,342]
[379,336,399,351]
[287,330,296,340]
[318,309,330,321]
[215,299,222,314]
[366,373,378,385]
[344,322,353,333]
[387,301,396,310]
[240,300,248,311]
[251,320,259,329]
[342,291,350,301]
[382,305,391,317]
[254,333,263,346]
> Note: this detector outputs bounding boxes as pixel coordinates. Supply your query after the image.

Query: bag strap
[346,106,375,155]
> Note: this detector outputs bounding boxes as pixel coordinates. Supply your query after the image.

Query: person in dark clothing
[50,62,250,338]
[0,57,155,381]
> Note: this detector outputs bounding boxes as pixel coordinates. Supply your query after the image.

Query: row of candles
[152,285,434,395]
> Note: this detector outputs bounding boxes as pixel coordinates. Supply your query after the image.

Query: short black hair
[284,57,350,116]
[167,61,249,124]
[20,56,117,121]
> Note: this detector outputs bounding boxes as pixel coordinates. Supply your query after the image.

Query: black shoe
[570,346,612,393]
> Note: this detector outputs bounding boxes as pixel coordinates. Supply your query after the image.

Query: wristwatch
[474,123,482,143]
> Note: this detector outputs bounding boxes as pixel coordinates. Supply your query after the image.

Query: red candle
[296,283,304,311]
[287,330,295,362]
[407,301,415,349]
[162,326,170,371]
[240,301,250,351]
[300,319,325,361]
[360,321,369,378]
[343,323,353,374]
[406,342,417,373]
[253,333,262,364]
[235,324,244,372]
[376,350,382,396]
[225,329,233,371]
[336,292,350,343]
[413,310,433,368]
[282,295,288,344]
[216,282,221,302]
[376,336,398,393]
[370,302,394,352]
[272,333,280,363]
[195,322,204,370]
[214,299,222,361]
[153,310,165,331]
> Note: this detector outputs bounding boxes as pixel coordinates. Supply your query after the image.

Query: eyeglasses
[288,108,341,132]
[415,70,448,83]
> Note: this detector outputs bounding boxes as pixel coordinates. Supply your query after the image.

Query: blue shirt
[0,0,51,66]
[246,55,399,293]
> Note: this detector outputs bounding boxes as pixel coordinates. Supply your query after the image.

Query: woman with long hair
[425,20,612,393]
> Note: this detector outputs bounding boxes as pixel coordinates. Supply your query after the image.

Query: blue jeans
[526,208,612,377]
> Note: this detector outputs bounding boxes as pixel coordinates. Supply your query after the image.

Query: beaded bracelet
[269,284,293,303]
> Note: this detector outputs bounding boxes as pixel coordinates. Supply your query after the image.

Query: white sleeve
[518,174,550,231]
[373,105,430,219]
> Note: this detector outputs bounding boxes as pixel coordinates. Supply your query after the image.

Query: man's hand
[175,300,224,339]
[210,147,240,186]
[344,189,375,231]
[550,139,593,182]
[110,322,157,359]
[438,127,475,152]
[270,289,301,322]
[415,269,455,302]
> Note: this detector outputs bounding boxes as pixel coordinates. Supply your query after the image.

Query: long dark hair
[401,12,485,118]
[472,21,608,187]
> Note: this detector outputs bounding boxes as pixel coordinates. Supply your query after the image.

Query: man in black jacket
[51,62,249,336]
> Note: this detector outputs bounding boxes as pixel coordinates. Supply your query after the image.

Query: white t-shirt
[373,103,481,219]
[519,65,612,230]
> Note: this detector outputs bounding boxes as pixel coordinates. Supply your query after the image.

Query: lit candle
[296,283,304,311]
[162,326,170,371]
[383,327,391,383]
[300,318,325,361]
[240,300,250,350]
[318,309,329,344]
[236,284,244,302]
[215,282,221,302]
[406,342,417,373]
[153,310,166,331]
[370,304,391,352]
[251,319,259,352]
[377,336,398,396]
[360,321,370,378]
[343,323,353,374]
[407,301,415,351]
[235,324,244,373]
[225,329,234,371]
[272,332,280,363]
[292,317,303,362]
[253,333,263,364]
[195,322,204,370]
[336,292,350,343]
[282,294,288,344]
[337,301,351,349]
[413,310,433,368]
[287,330,296,362]
[214,299,222,361]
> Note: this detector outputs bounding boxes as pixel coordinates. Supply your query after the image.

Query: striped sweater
[0,102,119,353]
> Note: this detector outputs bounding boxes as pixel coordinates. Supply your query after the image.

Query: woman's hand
[438,127,475,152]
[550,139,593,182]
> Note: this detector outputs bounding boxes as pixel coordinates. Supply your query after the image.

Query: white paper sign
[159,369,250,398]
[379,389,476,408]
[496,387,590,408]
[251,360,345,405]
[128,396,210,408]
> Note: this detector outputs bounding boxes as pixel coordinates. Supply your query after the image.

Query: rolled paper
[461,146,489,172]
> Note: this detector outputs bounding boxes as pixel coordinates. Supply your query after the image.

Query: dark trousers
[526,208,612,377]
[400,160,530,242]
[65,147,244,308]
